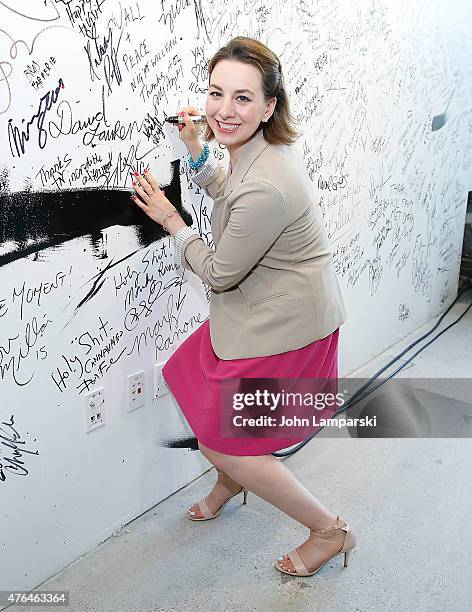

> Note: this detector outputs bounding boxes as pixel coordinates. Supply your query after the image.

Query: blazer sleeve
[180,180,288,291]
[191,155,228,200]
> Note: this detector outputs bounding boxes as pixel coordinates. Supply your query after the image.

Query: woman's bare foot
[188,472,243,519]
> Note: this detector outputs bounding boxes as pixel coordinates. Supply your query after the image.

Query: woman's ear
[265,96,277,121]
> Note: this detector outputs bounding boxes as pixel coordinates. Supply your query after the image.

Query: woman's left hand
[131,169,176,226]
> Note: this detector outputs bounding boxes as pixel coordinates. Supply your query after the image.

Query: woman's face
[206,59,276,155]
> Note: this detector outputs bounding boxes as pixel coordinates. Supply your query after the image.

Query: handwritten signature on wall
[0,413,39,482]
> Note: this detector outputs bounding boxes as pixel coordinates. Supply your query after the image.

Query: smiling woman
[202,39,298,150]
[131,36,356,580]
[204,60,274,157]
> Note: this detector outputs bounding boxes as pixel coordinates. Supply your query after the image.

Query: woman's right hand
[177,105,203,147]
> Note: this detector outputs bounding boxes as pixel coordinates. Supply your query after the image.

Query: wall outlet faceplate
[84,388,105,432]
[154,362,169,399]
[128,371,145,412]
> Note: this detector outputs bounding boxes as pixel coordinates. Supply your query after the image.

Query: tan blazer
[181,128,347,359]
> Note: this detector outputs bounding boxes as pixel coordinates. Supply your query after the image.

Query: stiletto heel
[188,471,248,521]
[344,550,350,567]
[275,516,357,577]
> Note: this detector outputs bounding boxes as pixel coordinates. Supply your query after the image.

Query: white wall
[1,0,471,593]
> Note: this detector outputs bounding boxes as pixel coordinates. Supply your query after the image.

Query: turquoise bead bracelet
[188,142,210,171]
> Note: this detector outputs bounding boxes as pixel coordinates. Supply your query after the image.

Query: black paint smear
[0,159,192,267]
[161,436,199,450]
[77,270,107,308]
[0,167,9,193]
[76,248,140,310]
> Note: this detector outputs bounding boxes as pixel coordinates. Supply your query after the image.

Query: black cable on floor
[272,280,472,457]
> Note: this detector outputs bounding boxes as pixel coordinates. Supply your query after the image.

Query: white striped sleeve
[190,154,218,186]
[174,225,199,267]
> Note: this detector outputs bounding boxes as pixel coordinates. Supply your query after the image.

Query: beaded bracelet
[188,142,210,171]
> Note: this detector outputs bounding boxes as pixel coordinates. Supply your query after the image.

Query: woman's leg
[198,442,346,573]
[187,444,245,519]
[198,442,336,528]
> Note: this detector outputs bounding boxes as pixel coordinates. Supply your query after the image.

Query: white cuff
[190,155,217,185]
[174,225,199,267]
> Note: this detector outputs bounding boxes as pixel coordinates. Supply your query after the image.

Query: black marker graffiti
[12,269,71,321]
[51,315,127,394]
[84,25,124,94]
[0,414,40,482]
[0,314,51,386]
[0,1,63,112]
[7,77,64,157]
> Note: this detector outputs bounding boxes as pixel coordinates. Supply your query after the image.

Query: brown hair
[202,36,300,145]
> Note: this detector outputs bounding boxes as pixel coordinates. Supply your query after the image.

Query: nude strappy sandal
[275,516,357,576]
[187,470,248,521]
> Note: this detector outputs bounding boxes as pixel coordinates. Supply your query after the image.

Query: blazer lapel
[224,128,270,195]
[212,129,270,244]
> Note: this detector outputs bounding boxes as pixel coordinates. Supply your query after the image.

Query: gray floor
[16,288,472,612]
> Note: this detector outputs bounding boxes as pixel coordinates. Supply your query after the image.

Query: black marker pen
[165,115,207,125]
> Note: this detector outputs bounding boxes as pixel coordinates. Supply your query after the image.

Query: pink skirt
[162,320,339,456]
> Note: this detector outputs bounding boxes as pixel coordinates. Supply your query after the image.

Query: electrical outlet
[84,388,105,432]
[128,371,146,412]
[154,362,169,399]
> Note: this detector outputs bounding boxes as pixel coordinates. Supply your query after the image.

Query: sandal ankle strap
[311,516,348,534]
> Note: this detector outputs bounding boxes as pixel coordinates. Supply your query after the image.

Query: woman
[131,36,356,577]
